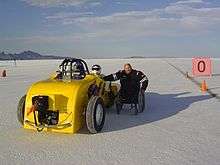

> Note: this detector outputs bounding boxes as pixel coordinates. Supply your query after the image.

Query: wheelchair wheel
[115,95,123,114]
[116,101,123,115]
[138,92,145,113]
[134,104,138,115]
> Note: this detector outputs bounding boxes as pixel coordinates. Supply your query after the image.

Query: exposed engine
[32,96,59,126]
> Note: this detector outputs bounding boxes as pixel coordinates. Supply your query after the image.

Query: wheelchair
[115,90,145,115]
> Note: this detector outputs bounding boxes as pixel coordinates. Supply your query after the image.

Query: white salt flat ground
[0,58,219,165]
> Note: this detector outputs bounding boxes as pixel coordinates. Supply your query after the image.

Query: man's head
[91,64,102,75]
[124,63,132,74]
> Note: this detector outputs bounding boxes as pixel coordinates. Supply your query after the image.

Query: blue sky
[0,0,220,58]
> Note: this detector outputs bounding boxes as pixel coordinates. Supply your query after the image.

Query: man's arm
[103,71,121,81]
[137,71,149,91]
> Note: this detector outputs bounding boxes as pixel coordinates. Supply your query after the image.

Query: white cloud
[115,1,136,6]
[0,33,100,44]
[21,0,101,7]
[44,0,220,39]
[173,0,205,5]
[3,0,220,57]
[46,12,94,20]
[88,2,101,7]
[7,0,220,45]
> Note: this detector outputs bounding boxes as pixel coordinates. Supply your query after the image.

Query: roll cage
[58,58,90,80]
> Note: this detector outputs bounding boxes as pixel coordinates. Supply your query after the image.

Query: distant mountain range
[0,51,66,60]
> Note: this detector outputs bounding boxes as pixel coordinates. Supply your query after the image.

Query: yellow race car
[17,58,118,134]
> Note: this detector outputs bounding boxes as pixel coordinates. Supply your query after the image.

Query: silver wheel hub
[96,104,103,126]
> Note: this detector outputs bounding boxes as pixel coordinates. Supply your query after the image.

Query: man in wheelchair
[103,63,148,115]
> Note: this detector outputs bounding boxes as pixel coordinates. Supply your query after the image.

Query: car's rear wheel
[17,95,26,126]
[86,96,106,134]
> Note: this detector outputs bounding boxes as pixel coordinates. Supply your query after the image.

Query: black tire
[17,95,26,126]
[138,92,145,113]
[116,102,122,115]
[86,96,106,134]
[134,104,138,115]
[115,95,122,115]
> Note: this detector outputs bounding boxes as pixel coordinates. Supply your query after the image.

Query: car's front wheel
[17,95,26,126]
[86,96,105,134]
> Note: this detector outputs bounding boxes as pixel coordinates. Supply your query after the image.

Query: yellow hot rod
[17,58,118,134]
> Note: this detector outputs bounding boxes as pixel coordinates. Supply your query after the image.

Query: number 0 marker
[192,57,212,77]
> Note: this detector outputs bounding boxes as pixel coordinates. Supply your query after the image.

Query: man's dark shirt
[103,70,148,102]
